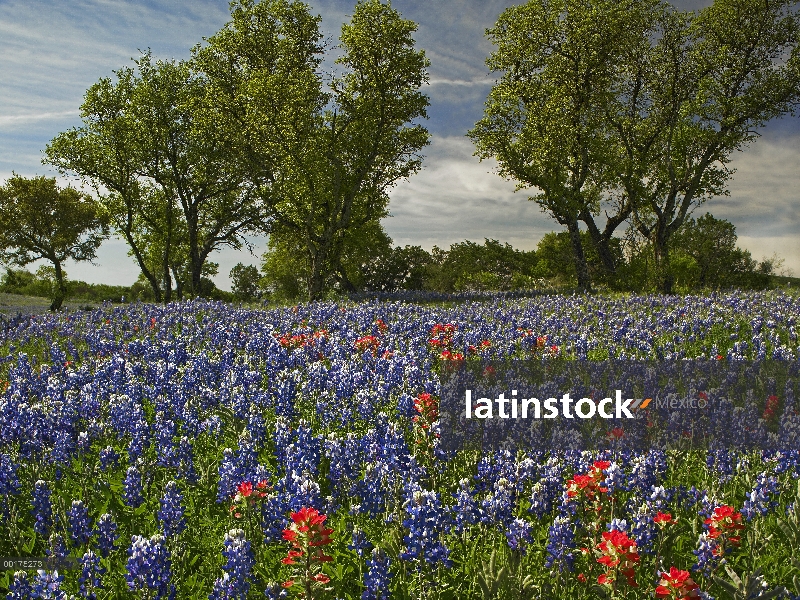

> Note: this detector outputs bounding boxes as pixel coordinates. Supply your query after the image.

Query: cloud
[703,134,800,238]
[429,78,493,87]
[385,135,554,251]
[0,111,80,128]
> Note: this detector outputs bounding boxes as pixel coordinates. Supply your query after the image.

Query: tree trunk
[566,220,592,292]
[50,259,67,311]
[121,227,162,303]
[653,228,674,294]
[307,251,327,302]
[171,264,184,300]
[337,266,356,293]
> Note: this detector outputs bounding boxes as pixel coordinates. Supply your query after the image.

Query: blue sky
[1,0,798,289]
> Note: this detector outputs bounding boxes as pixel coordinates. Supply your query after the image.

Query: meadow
[1,291,800,599]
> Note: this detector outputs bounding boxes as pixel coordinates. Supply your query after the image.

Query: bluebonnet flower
[693,532,717,576]
[126,534,174,600]
[261,491,291,543]
[47,533,68,560]
[264,582,289,599]
[176,436,198,483]
[68,499,92,546]
[217,447,244,503]
[7,571,31,600]
[604,462,626,494]
[31,480,53,538]
[31,569,66,599]
[123,466,144,508]
[608,518,629,533]
[397,393,417,419]
[453,478,481,533]
[98,446,119,471]
[362,547,392,600]
[209,529,254,600]
[0,453,20,496]
[67,500,92,546]
[742,472,779,520]
[480,477,515,527]
[401,487,452,568]
[96,513,118,557]
[349,527,372,558]
[545,516,576,572]
[505,518,533,554]
[158,481,186,538]
[79,549,104,599]
[529,460,563,518]
[155,413,177,468]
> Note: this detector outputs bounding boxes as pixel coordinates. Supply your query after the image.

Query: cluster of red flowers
[281,507,333,593]
[428,323,466,361]
[229,480,269,519]
[653,511,676,528]
[596,529,640,589]
[763,394,780,420]
[412,392,438,429]
[467,339,492,354]
[429,323,457,346]
[566,460,610,502]
[374,318,388,335]
[354,335,380,354]
[277,330,327,350]
[705,505,745,556]
[655,567,700,599]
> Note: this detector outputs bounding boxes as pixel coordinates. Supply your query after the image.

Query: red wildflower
[655,566,700,599]
[354,335,380,355]
[653,512,675,527]
[596,530,639,589]
[704,505,744,553]
[281,507,334,595]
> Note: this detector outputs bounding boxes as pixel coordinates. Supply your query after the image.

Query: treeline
[0,267,234,304]
[1,0,798,307]
[240,213,788,301]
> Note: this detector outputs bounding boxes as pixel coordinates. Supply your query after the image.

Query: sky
[1,0,798,290]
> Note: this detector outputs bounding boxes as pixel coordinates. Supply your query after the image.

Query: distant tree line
[236,212,788,302]
[1,0,798,306]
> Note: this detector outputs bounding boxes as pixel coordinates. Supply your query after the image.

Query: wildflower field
[2,291,800,599]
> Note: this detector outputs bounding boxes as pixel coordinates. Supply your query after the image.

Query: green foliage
[230,263,263,302]
[0,267,136,303]
[0,175,108,310]
[45,49,264,303]
[423,239,539,293]
[196,0,430,301]
[472,0,800,293]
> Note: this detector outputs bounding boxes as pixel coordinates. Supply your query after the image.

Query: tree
[45,69,170,302]
[230,263,262,301]
[469,0,661,291]
[0,175,108,310]
[46,52,266,301]
[605,0,800,292]
[195,0,430,301]
[669,213,769,290]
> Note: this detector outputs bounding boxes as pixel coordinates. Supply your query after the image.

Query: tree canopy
[0,175,108,310]
[471,0,800,293]
[194,0,430,301]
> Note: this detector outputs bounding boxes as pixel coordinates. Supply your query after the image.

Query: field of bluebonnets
[2,291,800,599]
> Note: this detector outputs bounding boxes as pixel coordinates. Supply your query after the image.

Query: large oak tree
[194,0,430,301]
[0,175,108,310]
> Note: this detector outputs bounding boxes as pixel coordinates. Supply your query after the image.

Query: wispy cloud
[428,78,493,87]
[0,111,80,128]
